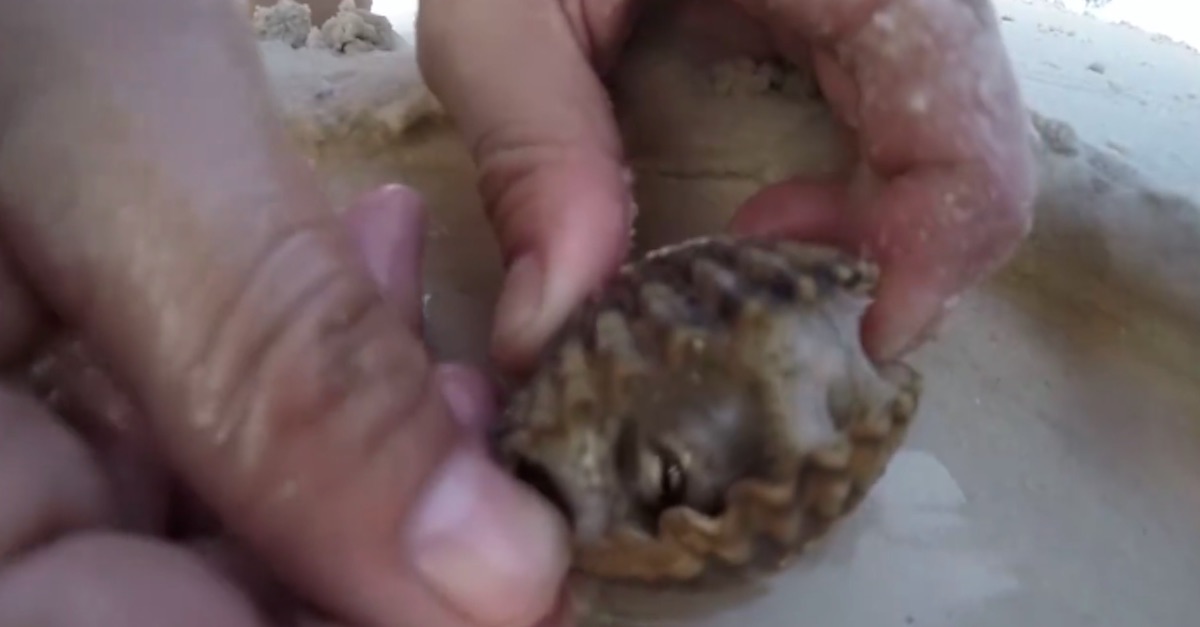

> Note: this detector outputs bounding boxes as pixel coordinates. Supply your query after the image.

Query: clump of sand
[253,0,398,54]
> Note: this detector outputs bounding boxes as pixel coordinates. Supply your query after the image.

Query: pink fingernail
[436,364,496,431]
[491,254,545,363]
[408,447,569,626]
[346,184,425,293]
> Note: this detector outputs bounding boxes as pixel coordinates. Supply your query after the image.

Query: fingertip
[728,177,960,361]
[407,445,571,627]
[344,183,429,330]
[490,253,548,371]
[861,267,955,362]
[488,170,634,372]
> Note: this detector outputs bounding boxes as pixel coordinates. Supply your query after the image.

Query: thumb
[728,177,952,361]
[0,3,569,625]
[858,259,953,362]
[730,175,976,362]
[417,0,639,370]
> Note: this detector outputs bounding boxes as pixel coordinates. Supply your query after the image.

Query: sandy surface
[252,1,1200,625]
[997,0,1199,198]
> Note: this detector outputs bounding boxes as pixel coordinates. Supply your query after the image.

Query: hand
[418,0,1037,364]
[0,188,556,627]
[0,2,568,627]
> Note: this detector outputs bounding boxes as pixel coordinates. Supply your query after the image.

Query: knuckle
[178,225,444,511]
[471,126,626,261]
[471,130,571,248]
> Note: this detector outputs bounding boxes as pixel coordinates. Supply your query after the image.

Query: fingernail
[492,254,545,361]
[409,446,569,626]
[436,364,496,431]
[872,291,953,361]
[348,184,424,294]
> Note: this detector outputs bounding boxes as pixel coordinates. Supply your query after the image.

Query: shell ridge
[495,235,925,587]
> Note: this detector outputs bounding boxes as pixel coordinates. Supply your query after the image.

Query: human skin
[417,0,1037,369]
[0,187,562,627]
[0,0,1035,626]
[0,1,568,627]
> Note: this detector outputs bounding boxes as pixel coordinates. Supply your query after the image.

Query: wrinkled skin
[0,0,1033,626]
[0,2,568,627]
[0,187,569,627]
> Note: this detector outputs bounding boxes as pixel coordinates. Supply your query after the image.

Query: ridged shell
[494,236,922,586]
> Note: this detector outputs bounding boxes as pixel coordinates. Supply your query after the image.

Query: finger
[731,0,1035,358]
[861,257,952,361]
[344,184,429,334]
[24,183,435,537]
[0,532,268,627]
[729,171,988,360]
[417,0,641,370]
[727,177,856,248]
[0,2,569,626]
[0,385,115,563]
[857,169,1029,360]
[736,168,1022,360]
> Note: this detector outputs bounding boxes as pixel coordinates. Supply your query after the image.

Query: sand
[253,1,1200,625]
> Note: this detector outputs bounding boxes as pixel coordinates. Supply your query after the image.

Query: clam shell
[495,236,922,586]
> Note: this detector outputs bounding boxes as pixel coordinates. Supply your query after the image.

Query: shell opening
[510,454,577,527]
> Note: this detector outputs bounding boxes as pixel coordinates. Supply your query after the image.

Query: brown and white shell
[494,235,922,588]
